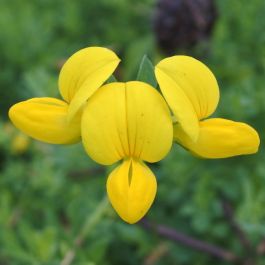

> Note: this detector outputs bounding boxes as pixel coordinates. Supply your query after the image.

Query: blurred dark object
[154,0,217,54]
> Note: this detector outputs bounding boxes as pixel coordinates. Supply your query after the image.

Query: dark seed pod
[153,0,217,55]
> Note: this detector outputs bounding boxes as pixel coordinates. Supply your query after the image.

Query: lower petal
[107,159,157,224]
[9,97,81,144]
[174,118,260,158]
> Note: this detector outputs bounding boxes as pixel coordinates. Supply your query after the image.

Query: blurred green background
[0,0,265,264]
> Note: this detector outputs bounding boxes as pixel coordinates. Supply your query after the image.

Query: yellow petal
[58,47,120,120]
[125,81,173,162]
[11,133,30,154]
[155,56,219,141]
[107,159,157,224]
[9,98,81,144]
[81,82,128,165]
[174,118,260,158]
[81,81,173,165]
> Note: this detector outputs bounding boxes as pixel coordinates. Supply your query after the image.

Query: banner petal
[155,56,219,141]
[58,47,120,120]
[81,82,173,165]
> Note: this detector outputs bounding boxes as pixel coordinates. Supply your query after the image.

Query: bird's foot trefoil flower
[155,55,260,158]
[81,81,173,223]
[8,46,260,224]
[9,47,120,144]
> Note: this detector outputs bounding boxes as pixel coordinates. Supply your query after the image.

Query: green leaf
[136,55,157,88]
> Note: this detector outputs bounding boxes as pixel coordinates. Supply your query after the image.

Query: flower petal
[107,159,157,224]
[155,56,219,141]
[81,81,173,165]
[81,82,129,165]
[58,47,120,120]
[174,118,260,158]
[9,98,81,144]
[125,81,173,162]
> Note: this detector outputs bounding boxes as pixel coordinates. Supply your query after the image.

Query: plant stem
[60,196,109,265]
[140,219,240,263]
[221,199,252,252]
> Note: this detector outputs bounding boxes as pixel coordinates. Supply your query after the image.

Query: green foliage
[137,55,157,88]
[0,0,154,115]
[0,0,265,264]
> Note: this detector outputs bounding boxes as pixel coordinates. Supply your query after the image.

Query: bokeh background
[0,0,265,264]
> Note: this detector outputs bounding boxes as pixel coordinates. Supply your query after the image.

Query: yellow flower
[11,132,30,155]
[8,47,260,225]
[155,56,260,158]
[9,47,120,144]
[8,47,173,224]
[81,81,173,223]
